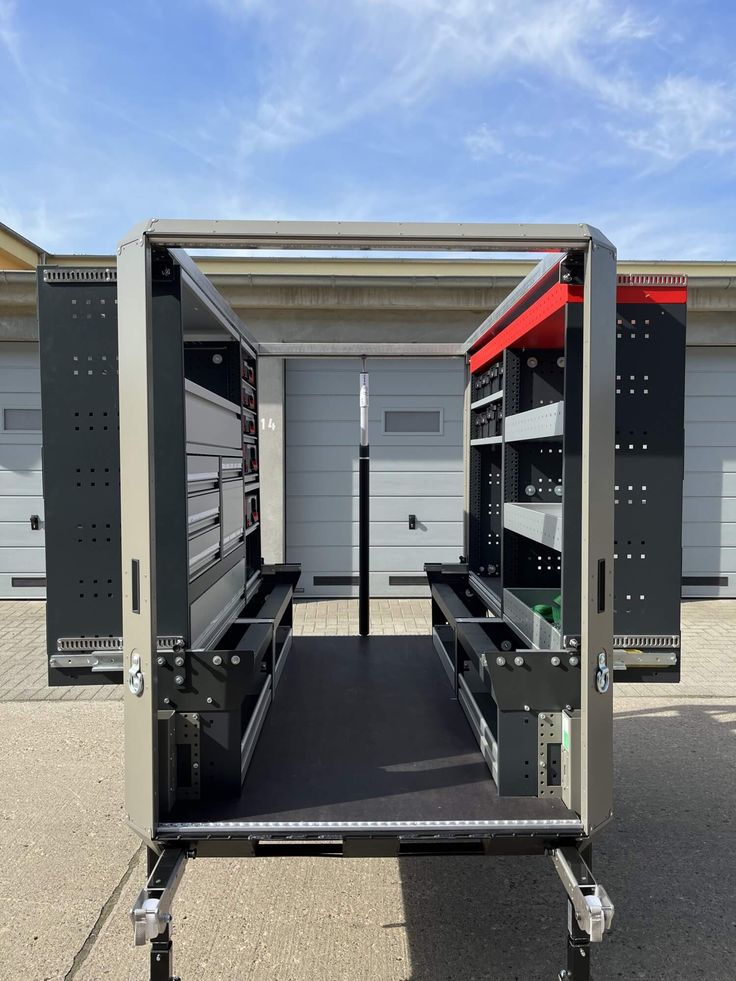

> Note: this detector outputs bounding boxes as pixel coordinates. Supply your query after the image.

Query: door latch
[128,652,144,696]
[29,514,40,530]
[595,650,610,693]
[408,514,416,530]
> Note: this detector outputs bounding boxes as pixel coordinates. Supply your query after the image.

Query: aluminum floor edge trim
[155,819,584,837]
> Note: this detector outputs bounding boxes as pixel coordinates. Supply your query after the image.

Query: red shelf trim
[617,284,687,305]
[469,283,582,374]
[470,281,688,375]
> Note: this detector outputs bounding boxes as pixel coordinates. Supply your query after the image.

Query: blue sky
[1,0,735,258]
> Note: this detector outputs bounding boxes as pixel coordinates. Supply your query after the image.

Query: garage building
[0,222,734,599]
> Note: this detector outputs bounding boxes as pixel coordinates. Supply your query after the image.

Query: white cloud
[619,75,736,162]
[0,0,22,70]
[464,124,503,160]
[211,0,709,170]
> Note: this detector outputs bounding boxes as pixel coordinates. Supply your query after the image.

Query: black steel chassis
[134,835,611,981]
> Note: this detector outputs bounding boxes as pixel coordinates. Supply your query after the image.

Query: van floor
[176,635,576,825]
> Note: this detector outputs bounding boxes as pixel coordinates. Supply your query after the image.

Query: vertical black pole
[359,360,370,636]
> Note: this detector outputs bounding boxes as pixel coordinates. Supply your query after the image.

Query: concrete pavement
[1,600,735,980]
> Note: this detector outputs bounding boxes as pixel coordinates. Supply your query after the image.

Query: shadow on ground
[398,701,736,980]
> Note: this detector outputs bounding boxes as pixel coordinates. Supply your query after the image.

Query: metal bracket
[50,636,186,673]
[131,849,188,946]
[551,847,614,943]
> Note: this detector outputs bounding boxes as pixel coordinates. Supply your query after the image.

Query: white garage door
[286,358,464,597]
[683,346,736,597]
[0,342,46,597]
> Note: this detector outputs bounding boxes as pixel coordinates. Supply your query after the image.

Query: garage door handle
[408,514,416,530]
[29,514,40,531]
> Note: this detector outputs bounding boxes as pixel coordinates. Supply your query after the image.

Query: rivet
[157,656,165,666]
[231,655,240,665]
[174,675,184,686]
[174,655,185,667]
[551,656,561,667]
[213,655,223,666]
[514,655,524,667]
[569,656,579,667]
[496,655,506,667]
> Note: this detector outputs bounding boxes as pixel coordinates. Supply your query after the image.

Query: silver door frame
[117,221,616,840]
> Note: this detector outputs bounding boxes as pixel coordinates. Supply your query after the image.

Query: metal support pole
[359,360,370,636]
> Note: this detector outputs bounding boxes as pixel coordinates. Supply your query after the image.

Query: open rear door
[462,261,687,685]
[38,266,125,686]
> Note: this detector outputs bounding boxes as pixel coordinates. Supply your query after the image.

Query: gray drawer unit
[185,380,241,454]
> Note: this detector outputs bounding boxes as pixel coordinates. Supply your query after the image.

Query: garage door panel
[0,367,41,393]
[0,344,46,597]
[686,350,736,371]
[287,520,462,548]
[287,446,357,472]
[287,444,461,473]
[683,497,736,522]
[287,370,464,397]
[287,394,463,422]
[0,521,45,547]
[685,422,736,447]
[286,357,464,596]
[0,444,43,470]
[288,495,462,523]
[1,495,44,520]
[286,470,463,497]
[684,472,736,496]
[683,522,736,547]
[286,472,356,496]
[372,471,463,496]
[290,545,464,571]
[684,447,736,471]
[286,419,463,447]
[685,397,736,422]
[682,546,736,573]
[0,471,44,495]
[0,546,46,573]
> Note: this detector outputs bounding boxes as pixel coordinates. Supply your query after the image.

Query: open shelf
[504,401,563,442]
[504,502,562,551]
[471,390,504,411]
[503,587,562,651]
[471,435,502,447]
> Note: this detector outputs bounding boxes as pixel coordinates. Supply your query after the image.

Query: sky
[1,0,735,259]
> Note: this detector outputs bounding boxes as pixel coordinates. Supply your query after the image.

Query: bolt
[514,655,524,667]
[527,356,538,368]
[565,704,572,711]
[540,761,546,769]
[192,762,199,770]
[213,654,223,666]
[231,655,241,665]
[554,484,563,497]
[174,674,184,686]
[163,697,170,705]
[500,640,512,651]
[174,655,185,667]
[569,638,579,649]
[523,704,530,712]
[540,713,546,720]
[569,655,579,667]
[206,697,213,704]
[525,484,536,497]
[157,656,165,666]
[496,655,506,667]
[557,357,566,368]
[551,656,561,667]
